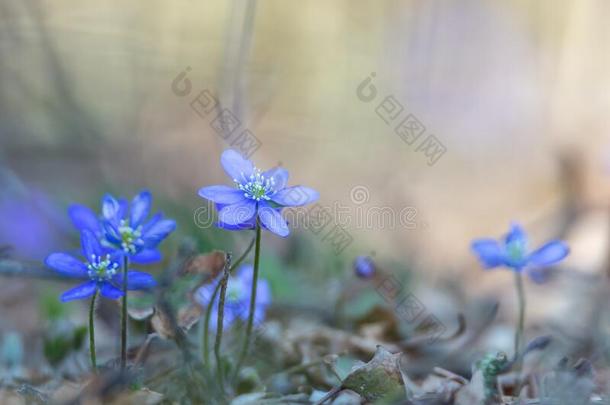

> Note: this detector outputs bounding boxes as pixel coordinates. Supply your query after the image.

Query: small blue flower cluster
[46,191,175,301]
[44,149,322,331]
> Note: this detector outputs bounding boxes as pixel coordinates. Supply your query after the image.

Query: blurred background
[1,0,610,383]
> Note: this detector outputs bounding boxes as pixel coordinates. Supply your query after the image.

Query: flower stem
[203,235,256,368]
[514,271,526,368]
[121,255,129,372]
[89,291,98,373]
[234,220,261,380]
[214,262,231,391]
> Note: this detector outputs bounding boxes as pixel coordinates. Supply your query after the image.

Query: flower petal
[68,204,100,233]
[81,229,102,260]
[263,167,289,191]
[527,240,569,267]
[258,204,289,237]
[505,222,528,247]
[60,281,97,302]
[198,185,245,204]
[99,282,123,299]
[218,200,257,226]
[142,218,176,245]
[102,194,121,221]
[215,220,256,231]
[130,191,152,228]
[471,239,507,269]
[271,186,319,207]
[526,267,553,284]
[142,213,161,234]
[45,253,87,277]
[221,149,254,182]
[125,271,157,290]
[102,220,122,244]
[255,278,272,307]
[130,248,162,264]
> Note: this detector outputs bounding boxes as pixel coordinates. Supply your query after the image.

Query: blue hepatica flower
[45,230,157,302]
[195,264,271,331]
[198,149,319,237]
[471,223,569,283]
[68,191,176,263]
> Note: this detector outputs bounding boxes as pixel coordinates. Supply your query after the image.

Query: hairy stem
[214,261,231,391]
[203,235,256,368]
[89,290,98,373]
[121,255,129,371]
[234,220,261,380]
[514,271,526,373]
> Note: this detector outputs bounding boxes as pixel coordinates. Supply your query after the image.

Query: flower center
[506,240,526,263]
[86,254,119,281]
[235,169,275,201]
[226,282,242,302]
[118,219,143,254]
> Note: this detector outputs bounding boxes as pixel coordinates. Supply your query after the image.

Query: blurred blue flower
[353,255,376,279]
[68,190,176,264]
[198,149,319,237]
[45,230,156,302]
[471,223,569,283]
[195,264,271,331]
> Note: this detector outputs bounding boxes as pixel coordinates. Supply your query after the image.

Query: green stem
[121,255,129,371]
[214,265,231,391]
[234,220,261,380]
[203,235,256,368]
[514,271,526,369]
[89,291,98,373]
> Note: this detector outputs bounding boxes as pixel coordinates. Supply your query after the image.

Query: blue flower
[195,264,271,331]
[471,223,569,283]
[68,190,176,263]
[45,230,157,302]
[353,255,376,279]
[198,150,319,237]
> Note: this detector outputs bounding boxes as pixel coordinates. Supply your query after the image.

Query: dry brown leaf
[150,307,176,340]
[177,303,203,331]
[181,250,226,279]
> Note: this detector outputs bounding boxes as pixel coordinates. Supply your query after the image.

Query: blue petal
[206,306,239,332]
[117,198,128,221]
[130,249,162,264]
[142,213,162,234]
[263,167,289,191]
[130,191,152,228]
[271,186,319,207]
[505,222,528,247]
[141,218,176,245]
[102,194,121,221]
[255,278,272,307]
[218,200,257,226]
[45,253,87,277]
[125,271,157,290]
[60,281,97,302]
[527,240,569,267]
[471,239,507,269]
[195,283,217,306]
[81,229,103,260]
[526,267,553,284]
[102,220,122,244]
[99,282,123,299]
[221,149,254,182]
[198,185,245,204]
[258,204,289,237]
[215,220,256,231]
[68,204,100,233]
